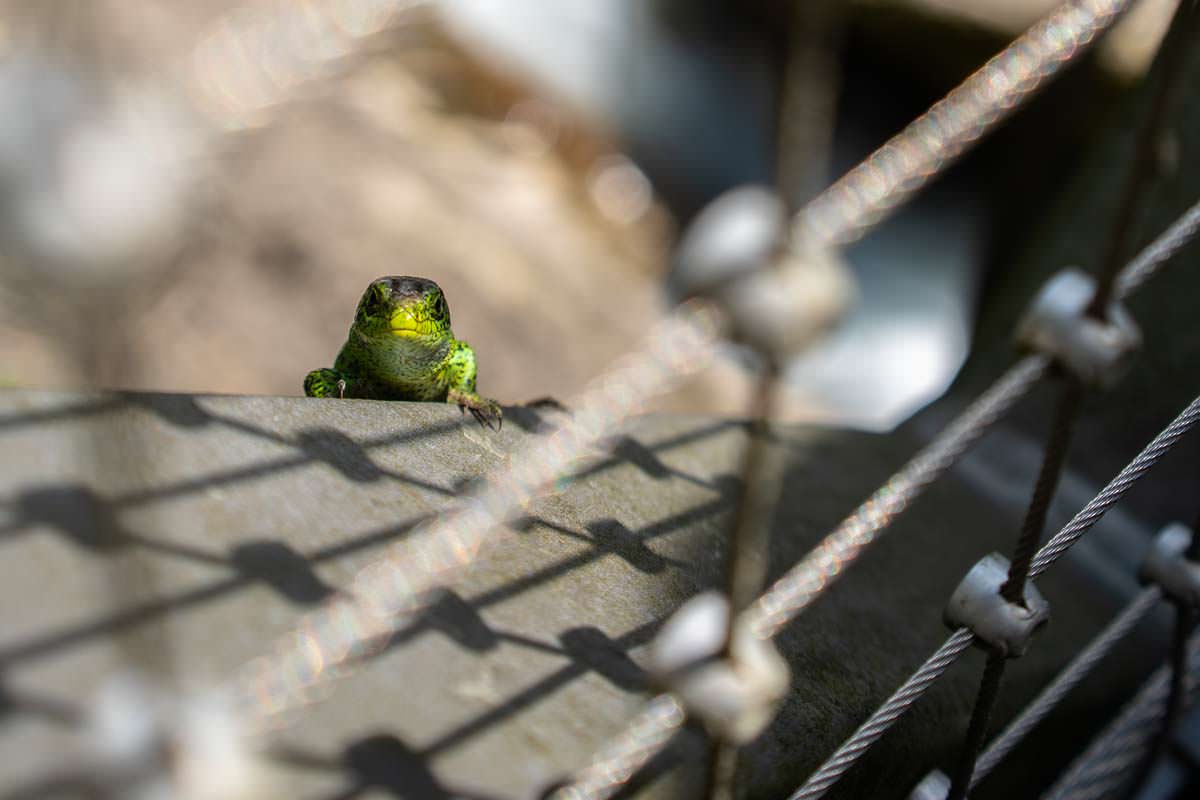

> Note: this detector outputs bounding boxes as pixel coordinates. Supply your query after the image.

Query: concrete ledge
[0,389,1170,798]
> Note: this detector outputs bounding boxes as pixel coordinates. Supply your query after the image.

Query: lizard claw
[469,402,502,431]
[449,389,503,431]
[304,369,349,399]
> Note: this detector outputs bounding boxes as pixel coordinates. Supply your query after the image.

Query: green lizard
[304,276,502,429]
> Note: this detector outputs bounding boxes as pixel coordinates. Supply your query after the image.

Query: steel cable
[789,393,1200,800]
[551,185,1200,800]
[1000,380,1087,606]
[199,0,1196,791]
[947,653,1008,799]
[1087,0,1200,314]
[787,629,977,800]
[746,355,1051,641]
[1042,627,1200,800]
[233,0,1150,730]
[948,379,1084,798]
[1115,196,1200,299]
[1029,394,1200,579]
[797,0,1137,248]
[550,694,687,800]
[707,368,788,800]
[951,0,1199,783]
[1122,600,1196,798]
[969,586,1162,789]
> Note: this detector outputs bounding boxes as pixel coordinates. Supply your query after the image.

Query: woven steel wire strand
[1042,628,1200,800]
[550,182,1200,800]
[546,357,1046,800]
[1029,394,1200,579]
[969,587,1163,789]
[1114,197,1200,299]
[232,0,1142,723]
[788,393,1200,799]
[190,0,1182,789]
[787,629,977,800]
[233,0,1121,734]
[746,355,1050,639]
[797,0,1137,248]
[551,695,687,800]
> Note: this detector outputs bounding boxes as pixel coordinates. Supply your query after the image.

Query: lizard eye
[433,293,450,323]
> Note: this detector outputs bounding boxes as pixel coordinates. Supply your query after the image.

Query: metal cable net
[789,588,1164,798]
[546,195,1200,800]
[549,176,1200,796]
[797,0,1137,249]
[547,118,1200,800]
[234,301,725,723]
[1030,395,1200,579]
[969,586,1163,789]
[788,393,1200,800]
[224,0,1143,737]
[552,694,687,800]
[1116,197,1200,297]
[790,629,978,800]
[745,355,1049,641]
[1042,627,1200,800]
[557,191,1200,795]
[34,0,1184,792]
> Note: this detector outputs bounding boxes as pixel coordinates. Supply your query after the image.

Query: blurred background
[0,0,1179,431]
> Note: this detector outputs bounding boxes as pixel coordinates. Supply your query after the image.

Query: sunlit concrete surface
[0,389,1174,798]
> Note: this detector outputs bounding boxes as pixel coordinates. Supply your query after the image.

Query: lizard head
[351,276,452,340]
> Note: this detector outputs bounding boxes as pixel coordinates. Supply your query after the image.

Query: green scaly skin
[304,276,502,430]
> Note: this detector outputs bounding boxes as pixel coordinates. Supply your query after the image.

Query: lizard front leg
[304,368,350,399]
[444,341,502,430]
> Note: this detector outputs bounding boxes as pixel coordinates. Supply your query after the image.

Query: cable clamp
[670,185,854,361]
[1015,268,1141,388]
[83,672,268,797]
[646,591,790,744]
[944,553,1050,658]
[908,769,950,800]
[1139,523,1200,607]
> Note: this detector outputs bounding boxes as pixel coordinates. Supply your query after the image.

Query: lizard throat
[387,311,446,338]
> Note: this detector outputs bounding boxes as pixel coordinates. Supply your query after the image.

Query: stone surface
[0,389,1175,798]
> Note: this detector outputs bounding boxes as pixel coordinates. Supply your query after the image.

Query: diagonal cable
[797,0,1138,248]
[969,586,1162,790]
[1041,627,1200,800]
[939,0,1200,770]
[745,354,1050,640]
[787,392,1200,800]
[550,181,1200,800]
[233,301,726,724]
[213,0,1182,772]
[1029,395,1200,578]
[787,629,977,800]
[1115,196,1200,299]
